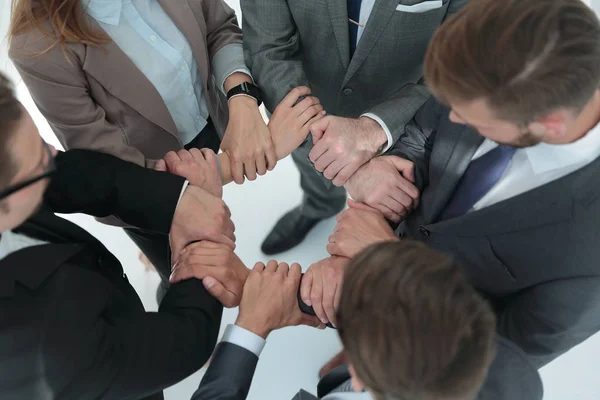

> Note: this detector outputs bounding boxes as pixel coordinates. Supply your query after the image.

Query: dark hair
[0,73,22,189]
[337,241,496,400]
[424,0,600,123]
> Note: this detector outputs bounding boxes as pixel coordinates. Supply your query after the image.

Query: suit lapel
[82,17,179,138]
[426,120,483,223]
[327,0,351,69]
[159,0,211,93]
[428,155,600,236]
[343,0,398,86]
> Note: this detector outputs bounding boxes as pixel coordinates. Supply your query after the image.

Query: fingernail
[203,279,215,289]
[304,299,312,306]
[169,273,175,282]
[321,318,329,324]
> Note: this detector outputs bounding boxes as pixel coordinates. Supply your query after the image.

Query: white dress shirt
[84,0,251,144]
[0,231,48,261]
[471,122,600,211]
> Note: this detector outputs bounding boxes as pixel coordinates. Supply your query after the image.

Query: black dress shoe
[261,207,322,255]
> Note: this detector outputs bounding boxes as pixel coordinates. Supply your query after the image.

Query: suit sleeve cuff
[223,324,266,357]
[211,43,253,93]
[176,181,190,209]
[361,113,393,153]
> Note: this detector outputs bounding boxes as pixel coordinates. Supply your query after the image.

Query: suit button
[419,226,430,237]
[342,87,353,95]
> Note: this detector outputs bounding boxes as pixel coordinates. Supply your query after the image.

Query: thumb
[203,276,238,307]
[347,199,379,212]
[310,117,329,144]
[301,314,326,329]
[169,236,184,267]
[386,156,415,183]
[155,159,167,172]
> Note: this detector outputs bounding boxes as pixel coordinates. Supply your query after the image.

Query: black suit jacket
[389,97,600,368]
[0,150,223,400]
[190,335,542,400]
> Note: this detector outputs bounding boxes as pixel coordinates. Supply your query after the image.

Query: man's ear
[348,364,365,392]
[529,109,569,138]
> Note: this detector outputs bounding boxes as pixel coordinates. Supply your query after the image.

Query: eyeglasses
[0,140,56,201]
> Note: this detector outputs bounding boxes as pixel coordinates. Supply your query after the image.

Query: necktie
[438,145,517,221]
[348,0,362,57]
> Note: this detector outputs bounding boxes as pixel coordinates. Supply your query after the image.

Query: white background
[1,1,599,398]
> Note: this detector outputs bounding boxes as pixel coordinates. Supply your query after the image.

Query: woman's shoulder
[9,21,85,67]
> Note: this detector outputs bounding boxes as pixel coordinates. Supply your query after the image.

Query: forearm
[46,150,185,233]
[192,325,265,400]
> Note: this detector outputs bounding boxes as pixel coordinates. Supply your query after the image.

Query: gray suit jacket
[391,97,600,368]
[242,0,468,146]
[191,336,542,400]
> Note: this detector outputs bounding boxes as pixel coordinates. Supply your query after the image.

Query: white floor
[2,2,600,399]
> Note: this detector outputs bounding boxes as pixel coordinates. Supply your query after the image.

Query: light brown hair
[337,241,496,400]
[9,0,108,54]
[0,73,22,189]
[424,0,600,123]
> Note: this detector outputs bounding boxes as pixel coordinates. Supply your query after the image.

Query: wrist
[228,94,260,109]
[235,316,272,339]
[359,116,387,153]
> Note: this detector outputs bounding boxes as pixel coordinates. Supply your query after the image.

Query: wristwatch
[227,82,262,106]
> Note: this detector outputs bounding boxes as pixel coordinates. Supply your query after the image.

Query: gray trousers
[292,140,347,219]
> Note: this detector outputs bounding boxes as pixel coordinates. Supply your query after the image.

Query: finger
[289,262,302,283]
[313,150,336,173]
[276,262,290,275]
[375,201,402,223]
[387,156,416,183]
[216,233,236,250]
[155,159,167,172]
[253,262,266,272]
[301,111,327,140]
[265,143,277,171]
[280,86,312,108]
[331,164,356,187]
[265,260,279,273]
[164,151,182,169]
[298,102,323,124]
[294,96,319,116]
[322,278,337,326]
[169,263,221,283]
[396,178,420,207]
[255,153,268,176]
[231,157,245,185]
[301,269,313,306]
[389,186,414,212]
[300,314,325,329]
[347,198,380,213]
[244,159,258,181]
[311,272,328,324]
[188,148,207,163]
[177,149,195,162]
[326,241,342,257]
[323,159,345,181]
[309,116,329,144]
[203,277,238,308]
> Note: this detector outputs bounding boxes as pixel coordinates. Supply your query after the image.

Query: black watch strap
[227,82,262,106]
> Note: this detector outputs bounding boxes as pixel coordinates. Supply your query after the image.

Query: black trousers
[125,120,221,298]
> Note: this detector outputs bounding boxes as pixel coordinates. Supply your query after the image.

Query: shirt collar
[83,0,124,26]
[524,121,600,175]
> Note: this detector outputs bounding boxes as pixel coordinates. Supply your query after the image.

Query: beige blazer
[9,0,241,168]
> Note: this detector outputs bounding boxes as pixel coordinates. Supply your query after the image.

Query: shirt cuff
[211,43,253,93]
[361,113,393,153]
[176,181,190,209]
[223,324,267,357]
